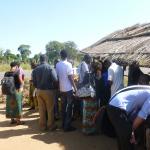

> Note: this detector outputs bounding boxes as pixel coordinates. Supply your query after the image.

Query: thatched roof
[82,23,150,67]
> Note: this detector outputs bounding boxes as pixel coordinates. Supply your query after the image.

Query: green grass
[20,64,31,70]
[0,64,31,72]
[0,64,11,72]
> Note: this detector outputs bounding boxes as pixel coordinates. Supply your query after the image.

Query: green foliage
[0,49,3,63]
[45,40,82,64]
[0,48,25,64]
[16,54,22,62]
[21,63,31,70]
[46,41,63,63]
[64,41,77,60]
[76,52,84,63]
[18,44,31,62]
[0,40,83,66]
[2,49,17,64]
[33,53,41,63]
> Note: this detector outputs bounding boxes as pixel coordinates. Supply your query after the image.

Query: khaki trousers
[36,89,54,130]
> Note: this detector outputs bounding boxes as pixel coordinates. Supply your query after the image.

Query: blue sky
[0,0,150,56]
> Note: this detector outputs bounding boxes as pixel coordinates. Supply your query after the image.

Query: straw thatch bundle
[82,23,150,67]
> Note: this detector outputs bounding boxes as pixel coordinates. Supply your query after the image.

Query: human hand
[130,131,137,144]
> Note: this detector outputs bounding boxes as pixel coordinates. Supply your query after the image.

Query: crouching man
[107,85,150,150]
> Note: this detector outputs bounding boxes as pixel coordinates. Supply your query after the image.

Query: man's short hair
[60,50,68,59]
[10,62,17,68]
[16,61,21,67]
[83,54,91,61]
[40,54,48,63]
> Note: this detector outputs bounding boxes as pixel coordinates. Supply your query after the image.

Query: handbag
[76,64,95,98]
[76,84,95,98]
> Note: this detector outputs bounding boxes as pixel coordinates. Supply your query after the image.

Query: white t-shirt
[108,62,124,97]
[56,60,73,92]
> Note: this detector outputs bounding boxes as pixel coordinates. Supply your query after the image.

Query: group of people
[31,51,125,134]
[2,49,150,150]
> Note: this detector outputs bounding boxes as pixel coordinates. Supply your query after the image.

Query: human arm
[51,67,58,82]
[32,69,37,88]
[18,68,24,85]
[67,63,77,93]
[132,117,145,131]
[68,75,77,93]
[18,74,24,85]
[50,67,59,89]
[130,116,145,144]
[130,98,150,143]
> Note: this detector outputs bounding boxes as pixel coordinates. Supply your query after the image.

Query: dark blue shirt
[32,62,58,90]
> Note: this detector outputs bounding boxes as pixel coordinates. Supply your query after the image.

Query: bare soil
[0,103,117,150]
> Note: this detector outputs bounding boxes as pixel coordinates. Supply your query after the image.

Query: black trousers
[107,105,134,150]
[61,90,74,130]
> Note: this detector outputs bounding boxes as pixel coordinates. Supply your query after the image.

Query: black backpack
[1,72,16,95]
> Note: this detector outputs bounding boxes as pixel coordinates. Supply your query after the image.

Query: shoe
[16,121,25,125]
[47,125,57,131]
[10,119,17,124]
[84,132,98,136]
[28,107,35,111]
[64,126,76,132]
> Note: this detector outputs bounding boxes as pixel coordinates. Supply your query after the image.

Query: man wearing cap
[32,54,58,131]
[56,50,77,132]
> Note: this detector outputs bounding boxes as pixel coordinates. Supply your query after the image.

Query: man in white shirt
[108,59,124,97]
[56,50,77,132]
[107,85,150,150]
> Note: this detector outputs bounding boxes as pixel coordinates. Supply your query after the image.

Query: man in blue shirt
[107,85,150,150]
[32,54,58,131]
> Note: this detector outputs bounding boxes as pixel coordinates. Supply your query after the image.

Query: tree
[45,41,80,63]
[18,44,31,62]
[16,54,22,62]
[64,41,78,60]
[0,48,4,63]
[3,49,16,64]
[45,41,64,63]
[33,53,41,63]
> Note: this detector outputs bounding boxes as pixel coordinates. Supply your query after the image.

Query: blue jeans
[61,90,74,130]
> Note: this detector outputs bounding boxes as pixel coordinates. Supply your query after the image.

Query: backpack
[1,72,16,95]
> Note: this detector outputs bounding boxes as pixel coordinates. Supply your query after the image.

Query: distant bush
[0,63,31,72]
[0,64,10,72]
[21,64,31,70]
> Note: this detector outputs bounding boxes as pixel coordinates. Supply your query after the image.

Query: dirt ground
[0,103,117,150]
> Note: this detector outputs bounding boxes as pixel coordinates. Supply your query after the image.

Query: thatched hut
[82,23,150,67]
